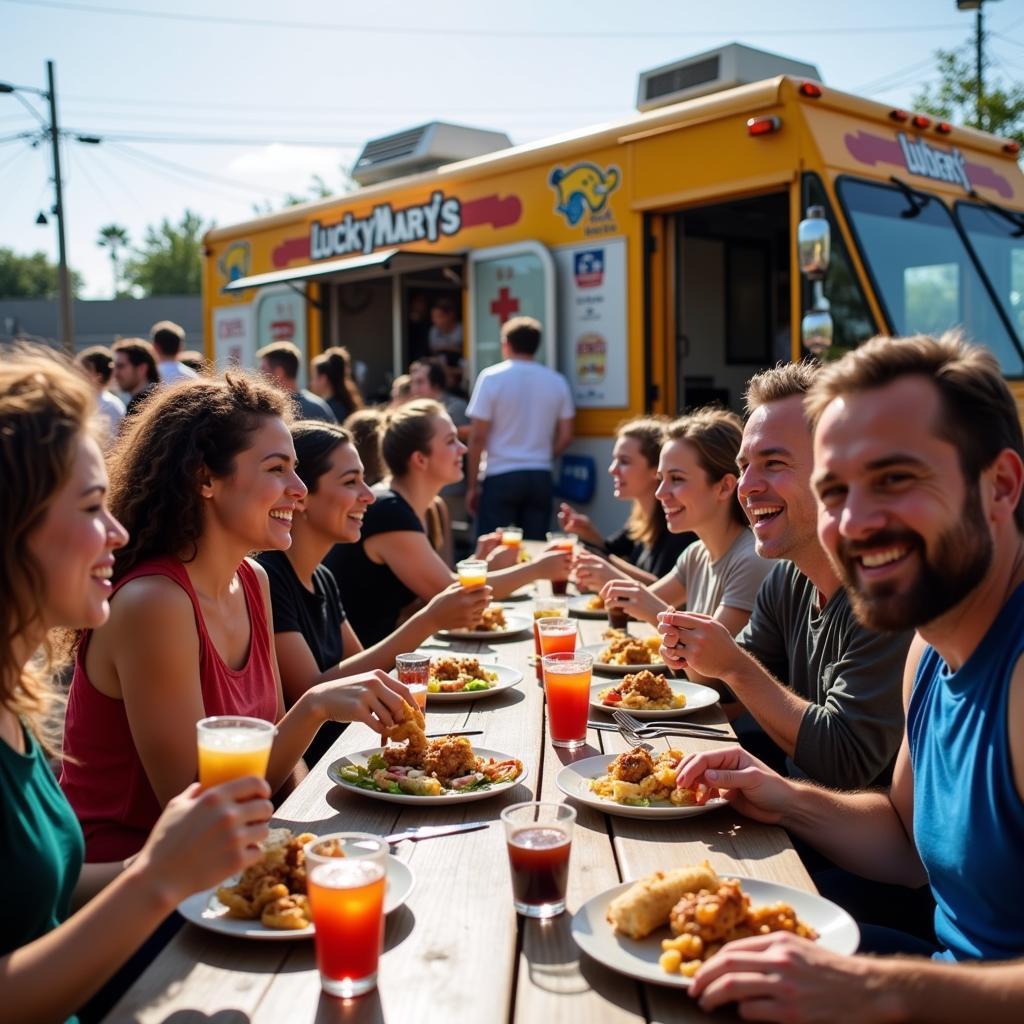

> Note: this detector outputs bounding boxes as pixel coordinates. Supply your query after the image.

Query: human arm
[557,501,603,547]
[552,416,574,457]
[3,777,272,1024]
[600,571,687,627]
[573,549,630,593]
[465,415,489,518]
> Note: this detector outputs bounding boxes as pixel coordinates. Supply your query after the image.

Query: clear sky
[2,0,1022,297]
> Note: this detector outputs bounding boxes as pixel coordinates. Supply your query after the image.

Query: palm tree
[97,224,130,297]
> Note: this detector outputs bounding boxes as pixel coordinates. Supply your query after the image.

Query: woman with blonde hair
[563,416,695,590]
[59,371,412,862]
[0,347,273,1024]
[311,345,364,422]
[326,399,572,645]
[600,408,772,671]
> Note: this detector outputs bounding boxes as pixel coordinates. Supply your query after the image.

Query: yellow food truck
[203,44,1024,531]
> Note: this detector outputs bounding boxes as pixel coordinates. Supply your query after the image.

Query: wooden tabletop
[104,580,813,1024]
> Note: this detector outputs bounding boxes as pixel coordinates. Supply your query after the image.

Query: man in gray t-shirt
[659,363,911,790]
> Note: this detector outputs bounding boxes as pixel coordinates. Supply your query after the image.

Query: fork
[614,722,735,744]
[611,710,730,737]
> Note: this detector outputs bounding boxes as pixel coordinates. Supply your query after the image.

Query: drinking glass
[501,801,576,918]
[395,653,430,709]
[606,602,631,631]
[532,597,569,680]
[545,531,577,595]
[541,651,593,750]
[498,526,523,552]
[456,558,488,588]
[305,833,388,998]
[196,716,275,788]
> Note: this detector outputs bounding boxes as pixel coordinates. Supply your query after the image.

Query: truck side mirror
[797,205,831,279]
[802,305,834,356]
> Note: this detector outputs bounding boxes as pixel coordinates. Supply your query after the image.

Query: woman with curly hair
[0,347,273,1024]
[598,409,772,666]
[59,372,412,862]
[310,346,364,423]
[325,399,572,645]
[563,416,695,591]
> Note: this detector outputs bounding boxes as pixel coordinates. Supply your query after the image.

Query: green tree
[0,248,83,299]
[124,210,206,296]
[251,168,355,215]
[913,46,1024,144]
[96,223,131,297]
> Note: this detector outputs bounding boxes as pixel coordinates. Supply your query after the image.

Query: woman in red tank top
[61,373,414,861]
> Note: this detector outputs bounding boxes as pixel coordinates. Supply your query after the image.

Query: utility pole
[957,0,1001,133]
[46,60,74,352]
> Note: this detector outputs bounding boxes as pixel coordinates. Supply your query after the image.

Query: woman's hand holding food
[657,609,743,679]
[573,550,626,593]
[557,502,603,546]
[132,777,274,907]
[311,670,413,733]
[426,581,493,632]
[600,578,667,626]
[675,747,793,825]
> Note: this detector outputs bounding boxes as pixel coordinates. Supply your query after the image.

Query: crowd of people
[2,312,1023,1021]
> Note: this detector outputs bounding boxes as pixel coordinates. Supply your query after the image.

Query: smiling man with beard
[672,333,1024,1023]
[658,362,913,791]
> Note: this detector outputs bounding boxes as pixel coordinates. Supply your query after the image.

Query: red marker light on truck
[1004,141,1021,156]
[889,109,909,123]
[912,114,932,130]
[747,116,782,137]
[798,82,822,98]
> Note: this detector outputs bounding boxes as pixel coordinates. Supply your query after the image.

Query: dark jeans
[476,469,554,540]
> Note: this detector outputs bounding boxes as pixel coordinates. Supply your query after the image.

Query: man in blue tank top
[674,332,1024,1022]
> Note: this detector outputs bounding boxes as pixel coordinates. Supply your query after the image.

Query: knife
[383,821,490,844]
[425,730,484,738]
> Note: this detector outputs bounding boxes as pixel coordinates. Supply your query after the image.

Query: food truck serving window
[837,177,1024,377]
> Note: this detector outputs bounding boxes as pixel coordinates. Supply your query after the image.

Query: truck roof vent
[636,43,822,112]
[352,121,512,187]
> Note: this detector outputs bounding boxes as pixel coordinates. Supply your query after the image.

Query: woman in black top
[259,420,492,764]
[326,400,572,645]
[560,417,694,590]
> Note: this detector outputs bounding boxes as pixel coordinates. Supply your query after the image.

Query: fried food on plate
[598,669,685,710]
[474,605,507,631]
[428,655,498,693]
[606,863,721,939]
[589,747,712,807]
[598,632,663,666]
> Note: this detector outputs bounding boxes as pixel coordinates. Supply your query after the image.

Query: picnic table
[104,576,815,1024]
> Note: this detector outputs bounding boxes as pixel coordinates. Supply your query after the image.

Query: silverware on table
[425,730,484,738]
[611,710,730,736]
[383,821,490,844]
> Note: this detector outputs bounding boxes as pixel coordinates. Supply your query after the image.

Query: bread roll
[606,863,720,939]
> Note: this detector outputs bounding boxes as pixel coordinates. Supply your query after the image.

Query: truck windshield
[838,177,1024,377]
[955,201,1024,349]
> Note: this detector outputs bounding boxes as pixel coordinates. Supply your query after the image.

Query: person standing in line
[465,316,575,539]
[310,346,364,423]
[256,341,336,423]
[149,321,197,385]
[409,358,469,436]
[75,346,126,443]
[111,338,160,420]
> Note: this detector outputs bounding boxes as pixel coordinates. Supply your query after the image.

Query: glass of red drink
[305,833,388,998]
[546,531,577,595]
[532,599,569,680]
[395,653,430,708]
[607,603,630,631]
[541,650,593,750]
[501,801,576,917]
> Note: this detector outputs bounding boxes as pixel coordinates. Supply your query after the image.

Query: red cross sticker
[489,286,521,323]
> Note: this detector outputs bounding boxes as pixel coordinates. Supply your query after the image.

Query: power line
[63,127,362,147]
[853,55,938,96]
[0,0,966,39]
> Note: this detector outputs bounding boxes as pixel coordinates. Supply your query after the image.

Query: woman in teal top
[0,348,274,1024]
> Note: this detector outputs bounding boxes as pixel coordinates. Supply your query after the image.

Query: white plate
[555,754,729,819]
[178,854,414,941]
[571,874,859,988]
[582,641,666,676]
[568,594,608,619]
[327,746,528,805]
[435,613,532,641]
[588,680,719,719]
[389,654,522,702]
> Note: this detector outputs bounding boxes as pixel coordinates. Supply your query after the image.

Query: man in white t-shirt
[75,345,125,446]
[150,320,198,385]
[466,316,575,538]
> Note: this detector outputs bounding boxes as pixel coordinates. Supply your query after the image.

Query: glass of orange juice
[499,525,523,552]
[541,651,593,750]
[456,558,488,588]
[305,833,388,998]
[532,599,569,680]
[196,716,275,788]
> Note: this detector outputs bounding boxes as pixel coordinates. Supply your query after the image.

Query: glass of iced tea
[541,650,593,750]
[456,558,488,588]
[545,531,577,595]
[305,833,388,998]
[606,601,631,631]
[395,653,430,709]
[501,801,576,918]
[532,597,569,680]
[196,716,275,788]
